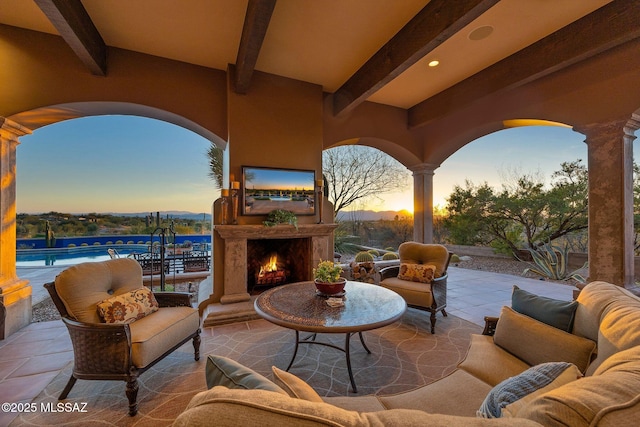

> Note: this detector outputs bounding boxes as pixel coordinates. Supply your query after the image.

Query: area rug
[11,309,481,426]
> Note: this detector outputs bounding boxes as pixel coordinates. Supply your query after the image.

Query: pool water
[16,245,148,267]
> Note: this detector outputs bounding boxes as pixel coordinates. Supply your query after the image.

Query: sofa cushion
[584,286,640,376]
[271,366,323,402]
[204,355,286,395]
[494,307,596,373]
[514,347,640,425]
[397,263,436,283]
[323,395,387,412]
[458,334,530,387]
[54,258,143,323]
[572,281,636,342]
[593,343,640,375]
[511,286,578,332]
[174,386,543,427]
[477,362,582,418]
[379,369,493,417]
[96,287,158,324]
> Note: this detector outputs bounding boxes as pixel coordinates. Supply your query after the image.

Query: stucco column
[576,115,639,288]
[0,117,32,339]
[410,163,438,243]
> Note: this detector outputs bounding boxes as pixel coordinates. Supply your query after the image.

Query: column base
[0,278,31,340]
[220,292,251,304]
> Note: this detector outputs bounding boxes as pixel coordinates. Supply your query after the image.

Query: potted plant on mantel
[263,209,298,230]
[313,260,346,295]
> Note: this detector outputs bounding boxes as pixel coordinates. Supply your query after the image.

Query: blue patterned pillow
[477,362,582,418]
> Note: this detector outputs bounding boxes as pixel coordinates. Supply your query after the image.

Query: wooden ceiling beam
[234,0,277,94]
[332,0,499,117]
[408,0,640,128]
[34,0,106,76]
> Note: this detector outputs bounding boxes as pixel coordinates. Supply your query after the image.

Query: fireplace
[213,224,338,304]
[247,238,311,291]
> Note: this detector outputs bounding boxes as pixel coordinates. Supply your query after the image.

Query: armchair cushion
[130,307,201,368]
[477,362,582,418]
[511,286,578,332]
[397,263,436,283]
[97,287,159,324]
[398,242,449,277]
[494,307,596,373]
[55,258,144,323]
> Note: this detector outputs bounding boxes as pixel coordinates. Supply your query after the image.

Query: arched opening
[2,109,226,335]
[321,143,413,255]
[436,123,586,210]
[17,115,216,215]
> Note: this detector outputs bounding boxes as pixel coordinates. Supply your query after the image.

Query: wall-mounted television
[242,166,316,216]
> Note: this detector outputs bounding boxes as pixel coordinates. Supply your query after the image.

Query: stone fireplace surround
[204,224,337,326]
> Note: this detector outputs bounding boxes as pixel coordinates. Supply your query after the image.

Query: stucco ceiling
[0,0,613,110]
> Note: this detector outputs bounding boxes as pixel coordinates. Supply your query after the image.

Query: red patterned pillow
[97,287,159,324]
[397,263,436,283]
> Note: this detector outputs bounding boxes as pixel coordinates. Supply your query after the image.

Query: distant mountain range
[112,210,410,222]
[25,210,410,222]
[335,210,412,221]
[111,211,212,221]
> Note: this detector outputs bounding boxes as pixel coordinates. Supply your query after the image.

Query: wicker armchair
[379,242,452,334]
[44,258,201,416]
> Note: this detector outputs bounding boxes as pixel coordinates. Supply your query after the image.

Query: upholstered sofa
[174,281,640,426]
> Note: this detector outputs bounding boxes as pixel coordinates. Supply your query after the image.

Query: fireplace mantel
[215,224,337,240]
[213,223,338,304]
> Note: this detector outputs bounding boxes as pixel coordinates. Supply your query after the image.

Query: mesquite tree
[322,145,410,216]
[444,160,589,255]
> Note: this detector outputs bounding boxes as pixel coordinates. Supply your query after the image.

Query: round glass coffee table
[254,280,407,392]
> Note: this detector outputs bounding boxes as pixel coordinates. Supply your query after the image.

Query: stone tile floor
[0,266,576,425]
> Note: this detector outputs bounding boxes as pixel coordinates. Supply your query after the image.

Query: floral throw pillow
[97,287,159,324]
[397,263,436,283]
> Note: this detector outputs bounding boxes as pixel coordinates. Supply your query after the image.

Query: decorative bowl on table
[314,277,347,295]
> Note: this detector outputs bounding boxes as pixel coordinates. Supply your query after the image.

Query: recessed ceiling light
[468,25,494,41]
[428,60,440,67]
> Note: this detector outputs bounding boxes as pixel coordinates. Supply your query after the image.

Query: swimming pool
[16,245,148,267]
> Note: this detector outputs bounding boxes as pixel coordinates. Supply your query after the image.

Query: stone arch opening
[1,103,227,338]
[9,102,227,150]
[17,115,218,215]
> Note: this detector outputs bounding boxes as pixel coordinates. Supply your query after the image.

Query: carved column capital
[0,117,32,145]
[624,113,640,137]
[574,117,634,146]
[408,163,439,176]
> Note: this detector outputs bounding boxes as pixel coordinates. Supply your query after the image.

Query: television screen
[243,166,316,215]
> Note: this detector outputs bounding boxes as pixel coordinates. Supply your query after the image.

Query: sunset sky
[16,115,626,215]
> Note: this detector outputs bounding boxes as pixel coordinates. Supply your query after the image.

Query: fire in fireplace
[256,253,289,286]
[247,238,311,291]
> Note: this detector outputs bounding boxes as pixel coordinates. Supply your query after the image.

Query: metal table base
[285,331,372,393]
